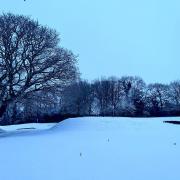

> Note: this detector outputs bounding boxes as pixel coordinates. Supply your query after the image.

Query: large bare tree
[0,13,78,118]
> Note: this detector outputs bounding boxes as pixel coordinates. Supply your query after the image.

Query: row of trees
[61,77,180,117]
[7,76,180,124]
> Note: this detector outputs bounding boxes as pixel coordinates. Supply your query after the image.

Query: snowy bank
[0,123,56,134]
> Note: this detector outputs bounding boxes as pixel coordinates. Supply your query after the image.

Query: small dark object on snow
[107,138,110,142]
[173,143,176,146]
[164,121,180,125]
[80,152,82,157]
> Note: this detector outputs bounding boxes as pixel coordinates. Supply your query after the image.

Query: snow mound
[0,123,56,136]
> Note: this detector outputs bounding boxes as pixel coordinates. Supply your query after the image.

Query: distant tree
[93,79,111,115]
[19,90,61,123]
[118,76,135,115]
[129,77,146,116]
[92,77,123,116]
[61,80,93,116]
[107,77,124,116]
[169,81,180,112]
[146,83,169,115]
[0,13,78,120]
[120,76,132,97]
[118,76,146,116]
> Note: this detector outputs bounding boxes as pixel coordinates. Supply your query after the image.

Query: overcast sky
[1,0,180,83]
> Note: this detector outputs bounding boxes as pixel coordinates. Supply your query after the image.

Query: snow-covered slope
[0,117,180,180]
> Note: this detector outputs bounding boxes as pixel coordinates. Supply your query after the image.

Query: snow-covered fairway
[0,117,180,180]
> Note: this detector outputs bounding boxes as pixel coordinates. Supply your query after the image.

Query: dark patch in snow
[164,121,180,125]
[16,127,36,130]
[0,129,5,133]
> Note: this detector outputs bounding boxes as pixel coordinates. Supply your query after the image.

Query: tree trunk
[0,103,8,118]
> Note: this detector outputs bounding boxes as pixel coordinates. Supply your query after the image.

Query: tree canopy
[0,13,78,118]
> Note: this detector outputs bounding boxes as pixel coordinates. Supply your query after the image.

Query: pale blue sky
[1,0,180,83]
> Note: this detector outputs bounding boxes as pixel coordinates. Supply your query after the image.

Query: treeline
[3,76,180,125]
[61,76,180,117]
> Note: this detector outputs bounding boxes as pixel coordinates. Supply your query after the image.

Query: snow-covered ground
[0,117,180,180]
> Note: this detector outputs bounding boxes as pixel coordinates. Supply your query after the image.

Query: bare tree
[61,80,93,115]
[92,77,124,116]
[0,13,78,119]
[146,83,170,115]
[93,78,111,115]
[118,76,146,116]
[129,77,146,116]
[19,90,61,122]
[169,81,180,107]
[107,77,122,116]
